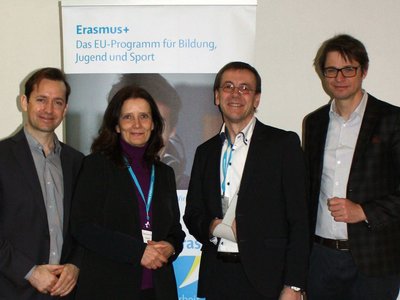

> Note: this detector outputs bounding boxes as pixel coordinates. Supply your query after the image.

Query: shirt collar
[24,127,61,156]
[219,116,256,146]
[330,90,368,121]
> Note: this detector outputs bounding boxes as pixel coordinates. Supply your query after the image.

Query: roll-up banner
[61,1,256,298]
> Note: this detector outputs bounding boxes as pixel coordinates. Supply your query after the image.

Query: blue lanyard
[124,157,155,226]
[221,138,233,195]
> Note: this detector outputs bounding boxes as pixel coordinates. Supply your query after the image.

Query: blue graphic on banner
[174,256,204,300]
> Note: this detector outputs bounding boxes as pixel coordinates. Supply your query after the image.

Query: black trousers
[308,243,399,300]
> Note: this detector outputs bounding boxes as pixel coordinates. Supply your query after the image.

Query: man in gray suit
[0,68,83,299]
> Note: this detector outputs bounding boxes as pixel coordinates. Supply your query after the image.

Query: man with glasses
[304,34,400,300]
[184,61,309,300]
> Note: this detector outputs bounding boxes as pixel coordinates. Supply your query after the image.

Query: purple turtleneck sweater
[120,138,153,290]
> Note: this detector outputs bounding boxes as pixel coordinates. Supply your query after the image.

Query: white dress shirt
[316,92,368,240]
[217,117,256,252]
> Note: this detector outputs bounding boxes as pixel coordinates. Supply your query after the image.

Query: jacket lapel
[60,146,73,236]
[238,121,262,197]
[207,135,225,216]
[11,129,47,217]
[312,108,330,180]
[350,96,380,172]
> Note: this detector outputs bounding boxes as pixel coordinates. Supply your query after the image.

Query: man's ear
[214,90,220,106]
[361,68,368,80]
[254,93,261,109]
[62,104,69,118]
[20,95,28,112]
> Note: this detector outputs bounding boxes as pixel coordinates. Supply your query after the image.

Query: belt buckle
[336,239,349,251]
[217,252,240,263]
[335,240,340,250]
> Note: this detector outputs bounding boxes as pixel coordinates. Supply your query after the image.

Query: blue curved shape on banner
[173,256,204,300]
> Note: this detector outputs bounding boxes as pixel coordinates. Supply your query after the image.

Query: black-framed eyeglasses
[220,82,254,95]
[323,66,360,78]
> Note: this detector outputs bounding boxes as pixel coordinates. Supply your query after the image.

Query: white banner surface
[62,3,256,73]
[61,2,256,299]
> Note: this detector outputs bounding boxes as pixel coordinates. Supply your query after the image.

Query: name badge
[142,229,152,243]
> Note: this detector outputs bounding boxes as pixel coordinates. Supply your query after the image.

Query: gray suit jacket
[0,129,83,299]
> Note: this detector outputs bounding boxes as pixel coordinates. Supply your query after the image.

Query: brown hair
[91,86,164,167]
[314,34,369,75]
[24,67,71,102]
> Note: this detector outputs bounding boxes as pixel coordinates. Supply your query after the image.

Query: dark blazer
[71,152,185,300]
[184,120,309,298]
[304,94,400,276]
[0,129,83,299]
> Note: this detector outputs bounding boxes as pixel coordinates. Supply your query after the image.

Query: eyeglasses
[220,83,254,95]
[323,66,360,78]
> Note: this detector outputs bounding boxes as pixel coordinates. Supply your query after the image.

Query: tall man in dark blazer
[304,34,400,300]
[0,68,83,299]
[184,62,309,300]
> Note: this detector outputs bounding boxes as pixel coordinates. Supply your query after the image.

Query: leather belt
[314,235,349,251]
[217,252,241,263]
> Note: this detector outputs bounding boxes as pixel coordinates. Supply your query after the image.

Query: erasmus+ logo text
[76,25,129,35]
